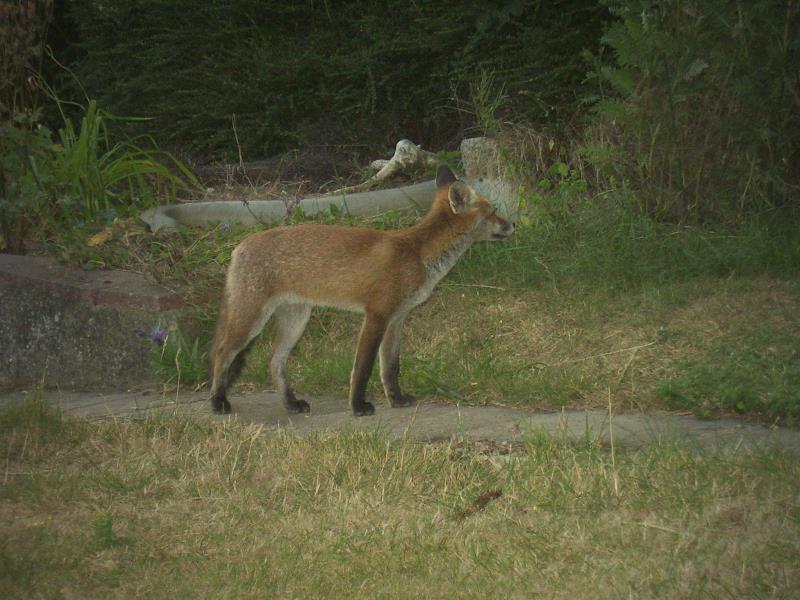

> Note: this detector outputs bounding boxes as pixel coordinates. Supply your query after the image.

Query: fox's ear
[436,165,458,188]
[447,181,473,213]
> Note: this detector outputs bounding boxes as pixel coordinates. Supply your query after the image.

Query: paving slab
[2,388,799,454]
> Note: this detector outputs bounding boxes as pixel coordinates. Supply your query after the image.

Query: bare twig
[231,114,268,227]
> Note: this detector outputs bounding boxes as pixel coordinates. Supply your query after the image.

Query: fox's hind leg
[270,302,313,413]
[209,298,277,414]
[379,312,416,407]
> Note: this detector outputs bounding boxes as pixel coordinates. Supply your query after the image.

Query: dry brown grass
[1,400,799,597]
[392,278,800,414]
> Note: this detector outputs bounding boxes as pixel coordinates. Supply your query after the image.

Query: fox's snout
[487,210,515,240]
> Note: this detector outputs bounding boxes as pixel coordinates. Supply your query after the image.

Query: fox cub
[209,165,514,416]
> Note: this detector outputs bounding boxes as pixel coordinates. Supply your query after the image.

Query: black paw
[389,393,416,408]
[352,401,375,417]
[285,398,311,414]
[211,395,232,414]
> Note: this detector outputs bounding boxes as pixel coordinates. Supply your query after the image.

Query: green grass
[656,326,800,423]
[1,399,799,597]
[453,196,800,294]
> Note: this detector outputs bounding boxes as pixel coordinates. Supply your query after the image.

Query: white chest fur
[403,236,474,311]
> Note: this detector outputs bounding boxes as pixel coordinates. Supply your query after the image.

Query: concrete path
[3,387,799,454]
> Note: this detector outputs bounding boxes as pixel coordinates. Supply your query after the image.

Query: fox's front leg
[379,313,416,408]
[349,312,389,416]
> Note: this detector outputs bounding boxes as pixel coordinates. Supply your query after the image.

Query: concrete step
[0,254,184,390]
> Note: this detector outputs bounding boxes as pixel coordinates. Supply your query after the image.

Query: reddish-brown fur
[209,166,514,416]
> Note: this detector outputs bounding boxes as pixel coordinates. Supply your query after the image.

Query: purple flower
[148,326,168,346]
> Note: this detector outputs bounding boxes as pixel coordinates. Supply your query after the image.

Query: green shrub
[2,98,197,253]
[0,0,52,253]
[0,0,51,122]
[0,119,52,253]
[587,0,800,222]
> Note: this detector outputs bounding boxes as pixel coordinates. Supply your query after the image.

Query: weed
[146,323,209,388]
[2,98,197,253]
[34,100,190,221]
[0,389,73,448]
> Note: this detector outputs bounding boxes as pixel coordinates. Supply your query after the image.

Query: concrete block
[461,137,520,220]
[0,255,184,391]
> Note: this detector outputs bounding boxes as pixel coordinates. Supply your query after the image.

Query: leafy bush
[586,0,800,222]
[66,0,608,160]
[0,119,52,253]
[0,0,51,121]
[2,99,196,253]
[32,100,196,223]
[0,0,52,253]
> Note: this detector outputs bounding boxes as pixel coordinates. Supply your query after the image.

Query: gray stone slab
[0,254,183,311]
[3,388,798,454]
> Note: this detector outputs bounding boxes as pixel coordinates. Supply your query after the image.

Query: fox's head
[435,165,515,241]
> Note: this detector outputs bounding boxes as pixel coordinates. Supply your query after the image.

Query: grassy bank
[50,195,800,424]
[1,399,799,597]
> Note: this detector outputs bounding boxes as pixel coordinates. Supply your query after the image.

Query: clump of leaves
[0,117,52,253]
[586,0,800,222]
[32,99,198,228]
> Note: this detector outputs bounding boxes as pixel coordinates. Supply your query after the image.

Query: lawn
[1,398,798,598]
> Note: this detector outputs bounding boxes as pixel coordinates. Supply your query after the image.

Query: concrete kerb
[140,180,438,231]
[4,388,798,455]
[140,138,523,233]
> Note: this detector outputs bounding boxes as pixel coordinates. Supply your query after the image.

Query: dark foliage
[1,0,53,253]
[65,0,608,160]
[586,0,800,222]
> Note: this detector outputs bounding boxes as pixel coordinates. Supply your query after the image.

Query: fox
[208,165,515,416]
